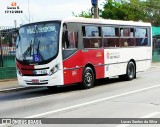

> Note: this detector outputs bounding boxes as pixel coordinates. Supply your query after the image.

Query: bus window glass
[120,28,130,37]
[83,26,102,48]
[102,27,115,37]
[85,26,99,37]
[16,22,60,63]
[62,31,78,49]
[135,28,148,46]
[102,27,119,47]
[68,32,78,49]
[120,28,135,47]
[62,23,78,49]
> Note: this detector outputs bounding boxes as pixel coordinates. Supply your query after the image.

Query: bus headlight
[49,64,60,76]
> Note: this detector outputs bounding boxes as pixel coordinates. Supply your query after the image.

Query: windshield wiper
[29,40,32,56]
[37,41,40,54]
[36,40,44,61]
[19,40,32,60]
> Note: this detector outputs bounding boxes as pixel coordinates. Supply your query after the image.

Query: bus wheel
[126,61,136,80]
[82,67,95,89]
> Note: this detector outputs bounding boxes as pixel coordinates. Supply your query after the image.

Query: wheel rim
[84,71,93,87]
[128,64,134,78]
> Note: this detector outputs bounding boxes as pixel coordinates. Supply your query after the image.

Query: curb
[0,86,23,92]
[0,86,34,93]
[0,78,17,82]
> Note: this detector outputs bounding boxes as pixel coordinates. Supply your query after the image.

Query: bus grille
[25,80,48,85]
[26,82,48,85]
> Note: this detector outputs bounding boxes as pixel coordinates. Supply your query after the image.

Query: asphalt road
[1,66,160,127]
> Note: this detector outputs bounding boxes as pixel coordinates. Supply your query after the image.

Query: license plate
[33,70,47,74]
[32,79,39,83]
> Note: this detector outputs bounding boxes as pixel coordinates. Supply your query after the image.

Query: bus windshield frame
[16,21,61,65]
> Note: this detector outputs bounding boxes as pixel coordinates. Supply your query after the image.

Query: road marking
[116,112,160,127]
[0,86,160,127]
[0,124,5,127]
[25,84,160,118]
[141,112,160,118]
[26,93,54,101]
[151,66,160,68]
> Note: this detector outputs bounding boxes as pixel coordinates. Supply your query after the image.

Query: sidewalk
[152,62,160,66]
[0,79,19,91]
[0,63,160,91]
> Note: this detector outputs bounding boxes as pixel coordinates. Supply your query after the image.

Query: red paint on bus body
[16,61,34,75]
[63,49,105,85]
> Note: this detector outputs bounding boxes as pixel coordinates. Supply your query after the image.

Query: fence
[0,26,160,79]
[153,36,160,62]
[0,26,17,79]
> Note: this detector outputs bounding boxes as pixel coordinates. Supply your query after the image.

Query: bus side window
[120,28,135,47]
[62,31,78,49]
[62,31,69,49]
[62,23,69,49]
[135,28,148,46]
[62,24,78,49]
[68,32,78,49]
[83,26,102,48]
[102,27,119,47]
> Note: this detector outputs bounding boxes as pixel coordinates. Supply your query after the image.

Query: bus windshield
[16,22,60,64]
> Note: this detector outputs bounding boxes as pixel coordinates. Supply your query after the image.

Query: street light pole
[28,0,31,23]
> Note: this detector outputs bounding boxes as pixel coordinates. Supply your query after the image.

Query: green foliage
[142,0,160,26]
[72,10,92,18]
[73,0,160,26]
[101,0,147,21]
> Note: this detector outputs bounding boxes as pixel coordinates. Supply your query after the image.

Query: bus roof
[20,17,151,28]
[63,17,151,27]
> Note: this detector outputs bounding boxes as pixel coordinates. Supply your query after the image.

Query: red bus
[16,17,152,89]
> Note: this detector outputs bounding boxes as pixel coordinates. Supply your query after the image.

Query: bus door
[62,23,82,85]
[102,26,120,77]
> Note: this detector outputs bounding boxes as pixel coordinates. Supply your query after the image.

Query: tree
[72,10,92,18]
[100,0,124,20]
[73,0,160,25]
[142,0,160,26]
[101,0,147,21]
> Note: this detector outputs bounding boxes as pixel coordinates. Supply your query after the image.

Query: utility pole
[94,0,98,19]
[14,20,17,29]
[28,0,31,23]
[91,0,99,19]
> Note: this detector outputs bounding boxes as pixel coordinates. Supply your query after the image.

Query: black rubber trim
[23,74,48,76]
[27,83,48,85]
[105,59,151,66]
[63,59,151,70]
[64,66,83,70]
[21,67,49,70]
[62,50,77,60]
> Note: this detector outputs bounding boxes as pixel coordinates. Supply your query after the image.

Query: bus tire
[82,67,95,89]
[126,61,136,81]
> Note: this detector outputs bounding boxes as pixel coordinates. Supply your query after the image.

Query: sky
[0,0,106,27]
